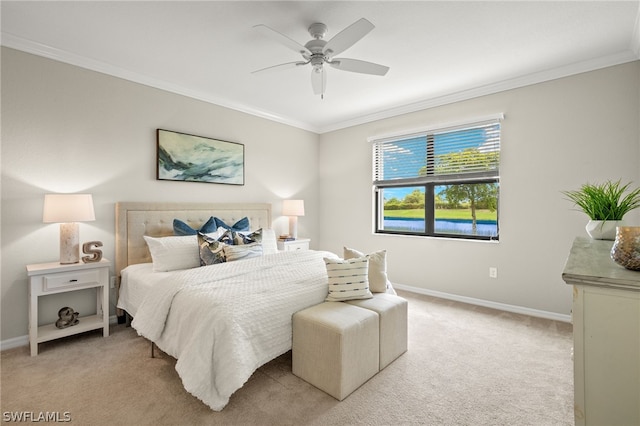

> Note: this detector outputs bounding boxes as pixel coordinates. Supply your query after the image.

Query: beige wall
[318,61,640,317]
[1,48,321,341]
[2,45,639,344]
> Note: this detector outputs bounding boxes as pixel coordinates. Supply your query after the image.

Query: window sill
[372,232,499,244]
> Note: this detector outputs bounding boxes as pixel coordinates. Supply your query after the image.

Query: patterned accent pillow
[223,242,263,262]
[325,257,373,302]
[173,217,217,236]
[214,216,250,232]
[197,232,227,266]
[221,228,263,245]
[240,228,262,244]
[344,247,391,293]
[217,230,236,246]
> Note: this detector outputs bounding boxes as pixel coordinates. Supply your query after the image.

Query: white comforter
[131,249,338,410]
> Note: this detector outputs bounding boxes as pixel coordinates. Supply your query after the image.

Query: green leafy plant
[563,180,640,221]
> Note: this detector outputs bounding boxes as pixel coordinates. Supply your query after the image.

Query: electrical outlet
[110,276,116,288]
[489,267,498,279]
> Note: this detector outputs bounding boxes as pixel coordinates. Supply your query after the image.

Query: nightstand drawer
[43,269,100,291]
[284,241,308,251]
[278,238,310,251]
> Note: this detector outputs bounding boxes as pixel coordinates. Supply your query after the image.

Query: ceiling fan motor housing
[305,39,327,55]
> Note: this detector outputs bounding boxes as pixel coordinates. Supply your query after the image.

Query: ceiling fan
[252,18,389,98]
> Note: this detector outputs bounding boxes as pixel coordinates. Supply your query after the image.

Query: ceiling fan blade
[311,68,326,96]
[323,18,374,58]
[253,24,311,56]
[330,58,389,76]
[252,61,307,74]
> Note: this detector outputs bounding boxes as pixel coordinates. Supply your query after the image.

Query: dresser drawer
[43,269,100,291]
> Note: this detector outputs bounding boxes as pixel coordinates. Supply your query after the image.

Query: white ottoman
[292,302,379,401]
[346,293,408,369]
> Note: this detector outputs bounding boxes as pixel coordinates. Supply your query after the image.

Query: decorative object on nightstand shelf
[82,241,103,263]
[55,307,80,329]
[43,193,96,264]
[282,199,304,240]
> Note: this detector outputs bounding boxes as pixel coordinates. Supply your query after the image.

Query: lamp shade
[282,199,305,216]
[43,194,95,223]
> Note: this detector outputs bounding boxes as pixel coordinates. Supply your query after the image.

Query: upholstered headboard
[115,201,272,279]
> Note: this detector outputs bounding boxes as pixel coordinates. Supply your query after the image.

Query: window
[372,116,501,240]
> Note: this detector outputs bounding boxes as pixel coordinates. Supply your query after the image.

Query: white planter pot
[585,220,622,240]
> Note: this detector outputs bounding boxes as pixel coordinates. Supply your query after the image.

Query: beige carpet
[1,291,573,425]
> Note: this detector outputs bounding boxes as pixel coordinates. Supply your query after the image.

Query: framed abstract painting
[156,129,244,185]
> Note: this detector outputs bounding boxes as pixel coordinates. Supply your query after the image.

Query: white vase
[585,220,622,240]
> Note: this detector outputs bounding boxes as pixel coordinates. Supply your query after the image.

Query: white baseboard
[393,283,572,323]
[0,334,29,352]
[1,315,121,352]
[2,292,570,351]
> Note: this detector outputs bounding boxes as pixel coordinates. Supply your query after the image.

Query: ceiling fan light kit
[253,18,389,98]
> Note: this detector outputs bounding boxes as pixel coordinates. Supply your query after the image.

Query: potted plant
[563,180,640,240]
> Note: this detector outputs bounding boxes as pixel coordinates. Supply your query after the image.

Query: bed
[114,202,341,410]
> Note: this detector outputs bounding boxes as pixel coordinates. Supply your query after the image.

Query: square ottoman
[346,293,408,369]
[292,301,379,400]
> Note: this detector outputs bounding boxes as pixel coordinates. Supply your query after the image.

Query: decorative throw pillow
[220,228,264,245]
[173,217,217,236]
[244,229,281,255]
[344,247,391,293]
[216,229,248,245]
[214,216,250,232]
[325,257,373,302]
[240,228,262,244]
[217,230,236,246]
[197,232,226,266]
[223,242,263,262]
[143,235,200,272]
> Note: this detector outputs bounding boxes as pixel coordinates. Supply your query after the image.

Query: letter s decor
[82,241,103,263]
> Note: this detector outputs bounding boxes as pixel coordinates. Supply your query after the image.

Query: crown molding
[3,32,637,136]
[318,50,640,134]
[0,32,320,134]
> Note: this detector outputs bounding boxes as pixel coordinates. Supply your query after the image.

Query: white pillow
[261,229,278,255]
[224,242,263,262]
[325,257,373,302]
[144,235,200,272]
[344,247,391,293]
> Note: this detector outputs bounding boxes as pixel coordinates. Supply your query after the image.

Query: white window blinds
[373,119,501,185]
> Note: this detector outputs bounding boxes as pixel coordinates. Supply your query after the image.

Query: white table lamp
[43,194,96,264]
[282,199,305,240]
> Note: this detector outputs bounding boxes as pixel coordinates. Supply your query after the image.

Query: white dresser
[562,237,640,426]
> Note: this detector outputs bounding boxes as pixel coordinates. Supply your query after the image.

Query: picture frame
[156,129,244,185]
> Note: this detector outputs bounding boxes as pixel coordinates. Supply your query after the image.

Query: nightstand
[26,259,111,356]
[277,238,310,252]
